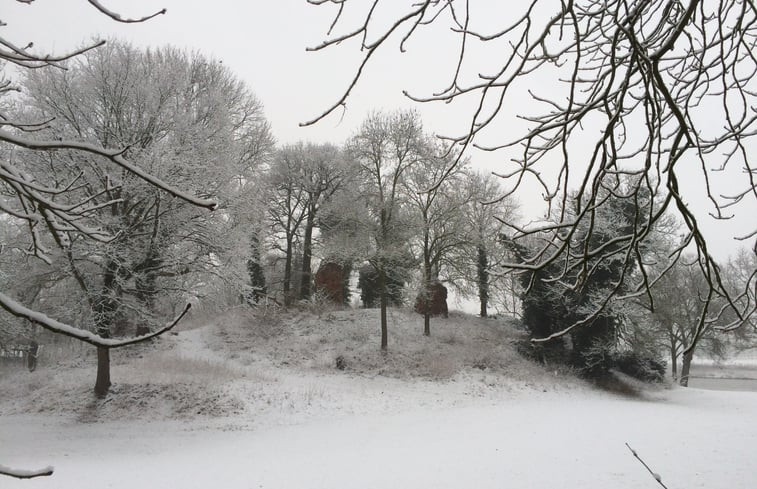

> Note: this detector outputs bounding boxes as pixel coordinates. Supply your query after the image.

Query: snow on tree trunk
[424,259,432,337]
[300,211,315,301]
[477,245,489,318]
[379,266,388,351]
[283,237,294,306]
[680,350,694,387]
[670,338,678,381]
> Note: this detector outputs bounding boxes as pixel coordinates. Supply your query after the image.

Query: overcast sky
[5,0,439,144]
[4,0,755,261]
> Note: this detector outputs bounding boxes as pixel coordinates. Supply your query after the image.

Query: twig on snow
[626,443,670,489]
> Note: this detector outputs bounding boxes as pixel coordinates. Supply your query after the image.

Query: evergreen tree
[358,262,408,308]
[514,182,646,376]
[246,233,267,304]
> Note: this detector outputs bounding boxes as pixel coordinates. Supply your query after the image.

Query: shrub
[515,338,571,366]
[358,264,407,307]
[613,350,666,383]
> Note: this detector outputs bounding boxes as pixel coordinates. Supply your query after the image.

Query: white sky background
[3,0,755,262]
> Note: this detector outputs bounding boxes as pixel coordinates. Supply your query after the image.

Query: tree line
[0,40,517,395]
[1,44,755,403]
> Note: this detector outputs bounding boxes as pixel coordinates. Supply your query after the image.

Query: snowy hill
[0,306,591,426]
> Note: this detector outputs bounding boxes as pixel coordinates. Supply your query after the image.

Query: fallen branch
[625,443,669,489]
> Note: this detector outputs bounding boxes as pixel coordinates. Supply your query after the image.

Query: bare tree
[348,109,424,350]
[455,171,519,318]
[403,139,470,335]
[0,3,213,335]
[305,0,757,357]
[648,260,725,385]
[266,146,309,305]
[293,143,346,301]
[644,248,757,385]
[0,2,221,477]
[7,40,272,396]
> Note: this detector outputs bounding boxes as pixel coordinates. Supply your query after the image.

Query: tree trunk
[680,350,693,387]
[423,254,432,337]
[283,238,293,306]
[135,197,162,309]
[670,338,678,381]
[379,265,388,351]
[300,211,315,301]
[477,245,489,318]
[94,347,111,397]
[92,260,118,397]
[135,249,161,310]
[378,205,389,351]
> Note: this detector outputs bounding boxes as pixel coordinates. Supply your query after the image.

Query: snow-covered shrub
[128,353,245,384]
[438,330,461,346]
[358,263,409,308]
[613,351,666,383]
[423,354,459,379]
[297,289,343,318]
[571,335,619,379]
[247,309,286,340]
[514,337,571,367]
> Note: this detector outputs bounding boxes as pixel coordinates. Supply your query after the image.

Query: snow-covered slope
[0,307,591,426]
[3,307,755,488]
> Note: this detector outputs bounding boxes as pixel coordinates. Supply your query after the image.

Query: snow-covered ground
[2,307,756,488]
[3,388,756,489]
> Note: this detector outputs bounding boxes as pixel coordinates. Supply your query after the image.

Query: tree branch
[0,464,54,480]
[86,1,166,23]
[0,292,191,349]
[0,129,217,210]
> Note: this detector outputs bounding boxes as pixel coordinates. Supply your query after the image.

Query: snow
[2,388,756,488]
[2,307,756,488]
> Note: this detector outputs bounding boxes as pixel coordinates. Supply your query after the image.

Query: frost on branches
[306,0,757,356]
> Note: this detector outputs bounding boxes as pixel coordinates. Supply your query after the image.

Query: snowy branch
[0,129,217,210]
[0,292,191,349]
[0,464,54,480]
[0,37,105,69]
[86,1,166,23]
